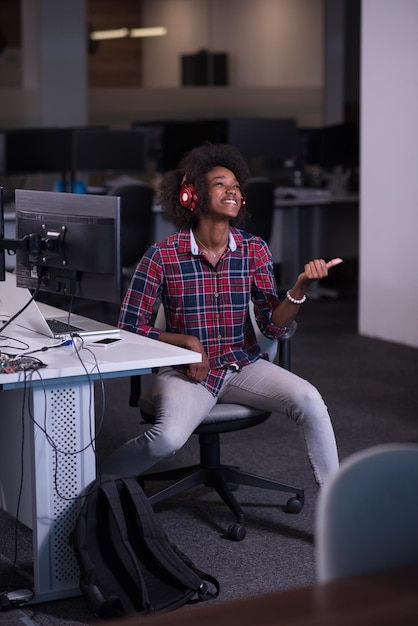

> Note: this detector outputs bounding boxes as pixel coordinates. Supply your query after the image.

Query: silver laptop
[0,272,120,339]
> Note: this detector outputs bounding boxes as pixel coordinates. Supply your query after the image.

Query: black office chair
[130,303,304,541]
[107,183,155,295]
[243,177,275,243]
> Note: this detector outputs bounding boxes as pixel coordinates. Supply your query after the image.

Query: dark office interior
[1,1,418,625]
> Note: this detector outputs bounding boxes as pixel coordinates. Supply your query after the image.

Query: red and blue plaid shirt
[118,227,284,396]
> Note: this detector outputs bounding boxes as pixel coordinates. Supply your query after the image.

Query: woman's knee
[292,381,328,423]
[144,421,192,456]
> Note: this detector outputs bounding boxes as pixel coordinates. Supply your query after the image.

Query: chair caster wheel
[286,496,303,514]
[226,523,246,541]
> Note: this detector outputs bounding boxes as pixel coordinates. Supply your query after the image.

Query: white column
[360,0,418,347]
[21,0,87,126]
[324,0,345,125]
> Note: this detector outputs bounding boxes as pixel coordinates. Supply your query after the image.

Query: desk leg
[0,379,96,603]
[30,379,96,602]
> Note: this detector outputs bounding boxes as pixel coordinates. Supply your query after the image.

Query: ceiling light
[129,27,167,38]
[90,28,129,41]
[90,27,167,42]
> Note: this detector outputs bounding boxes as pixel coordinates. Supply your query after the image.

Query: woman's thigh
[152,367,218,443]
[218,359,326,421]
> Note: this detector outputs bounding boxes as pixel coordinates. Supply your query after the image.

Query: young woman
[101,143,342,487]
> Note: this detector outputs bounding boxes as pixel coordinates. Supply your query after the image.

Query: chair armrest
[277,320,297,371]
[279,320,297,342]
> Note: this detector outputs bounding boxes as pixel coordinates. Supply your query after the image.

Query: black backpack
[72,476,220,618]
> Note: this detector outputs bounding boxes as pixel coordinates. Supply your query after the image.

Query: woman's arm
[158,330,209,382]
[272,258,343,328]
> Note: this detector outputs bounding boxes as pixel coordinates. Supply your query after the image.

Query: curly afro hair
[158,143,250,229]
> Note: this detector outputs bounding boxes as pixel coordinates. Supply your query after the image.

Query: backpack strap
[122,478,220,601]
[99,478,153,612]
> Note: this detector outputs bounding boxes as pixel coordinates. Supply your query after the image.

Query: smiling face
[206,166,245,221]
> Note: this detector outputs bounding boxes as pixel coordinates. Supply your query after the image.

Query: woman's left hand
[300,257,343,283]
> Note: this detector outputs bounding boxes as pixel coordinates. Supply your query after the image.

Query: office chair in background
[243,177,275,244]
[107,182,155,296]
[243,176,282,284]
[130,302,303,541]
[315,443,418,582]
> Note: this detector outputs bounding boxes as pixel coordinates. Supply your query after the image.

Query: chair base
[140,432,305,541]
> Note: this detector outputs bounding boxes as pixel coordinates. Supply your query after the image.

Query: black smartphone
[91,337,123,347]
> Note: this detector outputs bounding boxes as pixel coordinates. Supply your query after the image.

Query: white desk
[0,306,200,604]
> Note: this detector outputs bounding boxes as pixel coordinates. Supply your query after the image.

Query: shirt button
[218,334,222,339]
[214,292,219,297]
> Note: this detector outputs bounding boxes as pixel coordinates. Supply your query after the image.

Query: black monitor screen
[319,122,359,168]
[5,127,146,175]
[156,120,228,171]
[74,129,146,172]
[228,118,297,161]
[15,190,121,303]
[5,128,74,174]
[133,118,296,171]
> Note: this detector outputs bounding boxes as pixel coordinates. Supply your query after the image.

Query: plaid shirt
[118,227,284,396]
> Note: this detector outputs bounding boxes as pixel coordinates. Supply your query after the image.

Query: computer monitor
[4,127,146,191]
[296,123,360,169]
[132,120,228,171]
[319,122,359,168]
[5,128,75,174]
[162,119,228,170]
[132,118,296,172]
[74,128,146,172]
[228,118,297,161]
[13,189,122,303]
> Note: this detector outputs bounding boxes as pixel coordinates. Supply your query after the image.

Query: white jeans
[102,359,339,487]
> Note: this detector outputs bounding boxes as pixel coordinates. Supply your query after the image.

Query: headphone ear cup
[179,182,198,211]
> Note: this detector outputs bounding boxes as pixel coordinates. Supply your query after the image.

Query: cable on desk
[23,336,106,503]
[1,292,108,503]
[21,338,73,356]
[0,335,30,351]
[0,273,43,335]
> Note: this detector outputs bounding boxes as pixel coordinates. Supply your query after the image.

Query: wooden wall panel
[88,0,144,87]
[0,0,21,50]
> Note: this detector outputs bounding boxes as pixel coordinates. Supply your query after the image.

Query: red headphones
[179,181,198,211]
[179,180,247,211]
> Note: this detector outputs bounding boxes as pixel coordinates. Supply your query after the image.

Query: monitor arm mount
[0,225,67,265]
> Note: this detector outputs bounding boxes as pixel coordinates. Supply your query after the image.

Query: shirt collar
[189,229,238,255]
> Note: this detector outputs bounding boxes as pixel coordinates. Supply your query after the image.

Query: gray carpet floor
[1,294,418,624]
